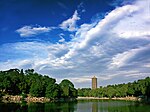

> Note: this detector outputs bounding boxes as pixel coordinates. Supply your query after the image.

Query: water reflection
[0,101,77,112]
[75,100,150,112]
[0,100,149,112]
[92,102,98,112]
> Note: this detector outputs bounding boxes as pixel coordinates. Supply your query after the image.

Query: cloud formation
[59,10,80,31]
[16,10,81,37]
[112,0,150,39]
[16,25,52,37]
[1,0,150,87]
[109,45,150,69]
[58,33,65,43]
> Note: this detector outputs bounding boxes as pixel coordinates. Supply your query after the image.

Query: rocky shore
[1,95,145,103]
[2,95,51,103]
[1,95,77,103]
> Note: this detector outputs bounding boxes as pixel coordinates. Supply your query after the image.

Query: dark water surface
[0,100,149,112]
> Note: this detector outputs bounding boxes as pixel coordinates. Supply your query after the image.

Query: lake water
[0,100,149,112]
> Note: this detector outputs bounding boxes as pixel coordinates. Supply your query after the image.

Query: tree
[0,69,78,99]
[29,81,44,97]
[45,84,61,99]
[106,86,116,98]
[60,79,74,88]
[70,87,78,98]
[145,77,150,98]
[78,88,91,97]
[59,79,77,98]
[1,75,11,94]
[117,84,128,97]
[127,83,135,96]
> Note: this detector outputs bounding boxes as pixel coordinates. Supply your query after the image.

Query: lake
[0,100,149,112]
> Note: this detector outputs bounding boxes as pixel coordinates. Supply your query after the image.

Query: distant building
[92,76,97,89]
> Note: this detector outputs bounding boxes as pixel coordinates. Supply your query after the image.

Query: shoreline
[1,95,76,103]
[1,95,147,103]
[77,96,141,101]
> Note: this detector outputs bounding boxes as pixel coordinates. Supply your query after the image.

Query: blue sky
[0,0,150,88]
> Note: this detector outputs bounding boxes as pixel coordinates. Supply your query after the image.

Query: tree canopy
[78,77,150,99]
[0,69,77,99]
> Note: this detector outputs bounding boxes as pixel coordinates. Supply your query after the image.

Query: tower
[92,76,97,89]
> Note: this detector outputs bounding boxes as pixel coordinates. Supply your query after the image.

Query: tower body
[92,76,97,89]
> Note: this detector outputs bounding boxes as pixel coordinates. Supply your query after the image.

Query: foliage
[45,84,61,99]
[78,77,150,98]
[30,81,44,97]
[59,79,77,98]
[0,69,77,99]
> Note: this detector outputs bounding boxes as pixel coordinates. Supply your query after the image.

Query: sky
[0,0,150,88]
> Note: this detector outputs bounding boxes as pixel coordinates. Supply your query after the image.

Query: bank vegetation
[78,77,150,102]
[0,69,77,102]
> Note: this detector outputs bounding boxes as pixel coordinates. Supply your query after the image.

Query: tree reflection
[0,101,77,112]
[44,101,77,112]
[0,100,150,112]
[0,101,28,112]
[28,103,45,112]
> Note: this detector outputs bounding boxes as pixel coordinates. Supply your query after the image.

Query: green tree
[45,83,61,99]
[60,79,74,88]
[106,86,116,98]
[127,83,135,96]
[29,81,44,97]
[1,75,11,94]
[98,87,104,97]
[145,77,150,98]
[59,79,77,98]
[116,84,128,97]
[78,88,91,97]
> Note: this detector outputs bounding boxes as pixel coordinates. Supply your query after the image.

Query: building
[92,76,97,89]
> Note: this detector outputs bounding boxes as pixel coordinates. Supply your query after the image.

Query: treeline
[0,69,77,99]
[78,77,150,98]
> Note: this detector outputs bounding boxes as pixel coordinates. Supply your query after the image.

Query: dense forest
[0,69,77,99]
[78,77,150,99]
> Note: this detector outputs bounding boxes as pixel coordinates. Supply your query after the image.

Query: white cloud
[143,64,150,68]
[0,59,33,71]
[16,25,52,37]
[117,31,150,38]
[76,4,139,48]
[112,0,150,39]
[58,33,65,43]
[59,10,80,31]
[109,48,139,69]
[69,77,91,83]
[1,0,150,88]
[54,3,140,62]
[109,44,150,69]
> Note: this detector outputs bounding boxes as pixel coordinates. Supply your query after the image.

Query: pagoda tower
[92,76,97,89]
